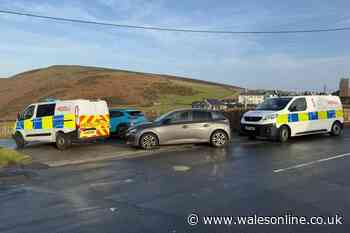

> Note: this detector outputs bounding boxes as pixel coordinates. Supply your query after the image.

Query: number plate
[245,126,256,131]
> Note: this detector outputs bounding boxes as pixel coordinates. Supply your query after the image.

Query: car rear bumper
[240,123,279,139]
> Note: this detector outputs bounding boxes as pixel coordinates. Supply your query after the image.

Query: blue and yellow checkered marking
[327,110,336,119]
[33,118,42,129]
[308,112,318,121]
[16,114,75,130]
[16,121,24,130]
[277,109,343,125]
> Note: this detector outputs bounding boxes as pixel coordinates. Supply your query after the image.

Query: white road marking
[273,153,350,173]
[90,179,134,187]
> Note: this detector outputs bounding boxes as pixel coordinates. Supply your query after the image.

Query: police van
[13,99,110,150]
[240,95,344,142]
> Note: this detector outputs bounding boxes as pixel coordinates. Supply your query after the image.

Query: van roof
[273,95,338,99]
[31,99,105,105]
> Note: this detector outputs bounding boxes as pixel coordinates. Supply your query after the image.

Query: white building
[238,93,265,106]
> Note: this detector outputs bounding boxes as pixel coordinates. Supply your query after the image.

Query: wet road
[1,130,350,233]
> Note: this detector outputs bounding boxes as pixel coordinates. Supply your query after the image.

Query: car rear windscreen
[128,111,143,116]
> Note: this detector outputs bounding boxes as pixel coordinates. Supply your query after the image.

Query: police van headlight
[263,114,277,121]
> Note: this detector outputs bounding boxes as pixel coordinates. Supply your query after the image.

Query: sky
[0,0,350,91]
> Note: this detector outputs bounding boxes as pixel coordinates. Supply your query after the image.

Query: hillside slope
[0,65,242,119]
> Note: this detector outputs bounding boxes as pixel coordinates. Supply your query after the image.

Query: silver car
[125,109,231,149]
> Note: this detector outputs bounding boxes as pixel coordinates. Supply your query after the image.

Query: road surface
[1,130,350,233]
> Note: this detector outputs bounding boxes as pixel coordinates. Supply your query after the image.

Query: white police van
[13,99,110,150]
[240,95,344,142]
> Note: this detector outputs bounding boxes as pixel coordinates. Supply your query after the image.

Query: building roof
[206,99,224,106]
[192,101,205,105]
[239,92,265,96]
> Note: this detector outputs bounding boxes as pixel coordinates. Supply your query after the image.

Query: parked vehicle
[126,109,231,149]
[109,108,147,137]
[240,95,344,142]
[13,99,110,150]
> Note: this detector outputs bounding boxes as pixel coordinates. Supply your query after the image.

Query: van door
[33,103,56,142]
[21,105,36,141]
[288,97,310,135]
[306,96,326,132]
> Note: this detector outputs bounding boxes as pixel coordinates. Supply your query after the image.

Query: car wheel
[140,133,159,150]
[14,132,26,149]
[56,132,72,150]
[211,130,228,147]
[278,126,289,143]
[330,121,343,136]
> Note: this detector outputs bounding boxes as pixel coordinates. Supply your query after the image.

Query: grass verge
[0,147,32,168]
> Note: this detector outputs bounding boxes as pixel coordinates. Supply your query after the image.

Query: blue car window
[110,111,124,118]
[127,111,143,117]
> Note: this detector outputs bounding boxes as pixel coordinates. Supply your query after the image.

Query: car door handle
[203,124,210,127]
[182,125,188,129]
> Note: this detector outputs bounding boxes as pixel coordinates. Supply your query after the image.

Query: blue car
[109,109,147,137]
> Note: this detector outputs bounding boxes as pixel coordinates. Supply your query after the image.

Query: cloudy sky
[0,0,349,91]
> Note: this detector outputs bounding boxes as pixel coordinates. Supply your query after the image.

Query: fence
[344,108,350,123]
[0,121,14,139]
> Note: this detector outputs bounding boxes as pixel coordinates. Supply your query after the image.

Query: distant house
[221,99,237,109]
[192,101,207,109]
[238,92,265,106]
[206,99,227,110]
[192,99,227,111]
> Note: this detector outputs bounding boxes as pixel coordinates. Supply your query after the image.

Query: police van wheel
[278,126,289,143]
[331,122,343,136]
[56,133,72,150]
[14,132,25,149]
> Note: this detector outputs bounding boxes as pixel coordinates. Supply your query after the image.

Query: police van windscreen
[256,97,292,111]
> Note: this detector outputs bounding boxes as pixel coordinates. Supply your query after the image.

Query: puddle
[173,165,191,172]
[0,139,16,149]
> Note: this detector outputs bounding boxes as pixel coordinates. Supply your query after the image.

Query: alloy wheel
[141,134,158,149]
[212,131,227,147]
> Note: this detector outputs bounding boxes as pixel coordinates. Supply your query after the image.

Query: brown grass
[0,65,242,119]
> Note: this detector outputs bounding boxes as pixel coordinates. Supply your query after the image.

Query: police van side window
[23,105,35,120]
[289,98,307,112]
[36,104,56,118]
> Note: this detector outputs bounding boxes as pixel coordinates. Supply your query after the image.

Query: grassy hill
[0,65,242,119]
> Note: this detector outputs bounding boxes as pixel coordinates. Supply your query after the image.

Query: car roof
[169,108,218,113]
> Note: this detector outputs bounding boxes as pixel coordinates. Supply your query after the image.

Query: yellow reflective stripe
[298,112,309,122]
[24,119,33,130]
[64,114,76,129]
[336,109,344,118]
[42,116,53,129]
[277,114,288,124]
[318,111,327,120]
